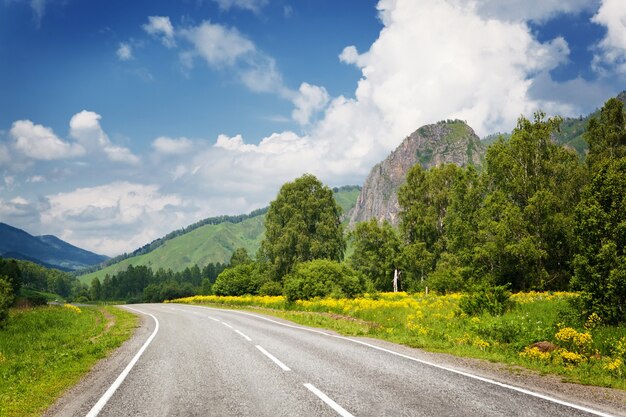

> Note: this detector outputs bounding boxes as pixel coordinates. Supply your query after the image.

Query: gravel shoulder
[42,309,152,417]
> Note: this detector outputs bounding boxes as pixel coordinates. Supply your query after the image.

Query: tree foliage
[350,219,401,291]
[573,98,626,323]
[261,174,345,280]
[0,276,15,328]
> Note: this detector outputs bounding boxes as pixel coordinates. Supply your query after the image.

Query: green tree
[585,97,626,169]
[90,277,102,301]
[260,174,345,280]
[229,248,251,267]
[350,219,401,291]
[475,112,584,290]
[0,276,15,328]
[572,159,626,323]
[0,259,22,294]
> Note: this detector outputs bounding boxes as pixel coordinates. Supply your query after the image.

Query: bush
[460,284,513,316]
[25,293,48,307]
[0,276,15,328]
[213,263,268,296]
[259,281,283,296]
[283,259,365,302]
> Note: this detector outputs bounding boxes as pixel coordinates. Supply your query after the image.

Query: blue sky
[1,0,625,256]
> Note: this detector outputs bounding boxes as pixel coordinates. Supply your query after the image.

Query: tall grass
[171,292,626,389]
[0,305,137,417]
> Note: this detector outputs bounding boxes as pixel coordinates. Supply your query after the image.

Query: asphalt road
[49,304,623,417]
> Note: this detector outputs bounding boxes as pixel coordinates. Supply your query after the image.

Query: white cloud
[27,175,45,183]
[292,82,330,125]
[69,110,139,164]
[10,120,85,160]
[40,182,187,255]
[212,0,268,13]
[152,136,193,154]
[335,0,572,138]
[195,0,587,196]
[117,42,133,61]
[592,0,626,73]
[143,16,176,48]
[180,21,254,67]
[174,20,291,96]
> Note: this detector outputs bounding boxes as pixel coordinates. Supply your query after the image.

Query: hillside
[349,120,484,226]
[79,186,360,284]
[0,223,107,271]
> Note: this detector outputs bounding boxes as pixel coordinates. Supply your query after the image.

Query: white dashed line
[304,383,355,417]
[234,329,252,341]
[255,345,291,371]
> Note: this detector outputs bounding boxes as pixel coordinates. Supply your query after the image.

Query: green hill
[79,186,360,284]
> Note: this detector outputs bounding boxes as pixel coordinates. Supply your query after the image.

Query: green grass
[171,292,626,390]
[0,305,137,417]
[79,188,361,284]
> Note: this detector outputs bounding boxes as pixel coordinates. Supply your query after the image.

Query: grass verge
[169,292,626,390]
[0,305,137,417]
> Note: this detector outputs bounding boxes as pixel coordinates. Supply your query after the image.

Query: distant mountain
[78,186,361,284]
[349,120,484,227]
[0,223,108,271]
[552,91,626,156]
[481,91,626,157]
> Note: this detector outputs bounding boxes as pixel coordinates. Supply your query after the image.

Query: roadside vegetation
[0,305,137,417]
[163,97,626,390]
[169,291,626,389]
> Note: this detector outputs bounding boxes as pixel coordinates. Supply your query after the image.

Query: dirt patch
[89,307,116,343]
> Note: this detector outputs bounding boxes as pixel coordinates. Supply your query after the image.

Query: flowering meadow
[170,291,626,389]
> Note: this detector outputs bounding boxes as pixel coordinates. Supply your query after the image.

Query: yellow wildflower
[63,304,81,314]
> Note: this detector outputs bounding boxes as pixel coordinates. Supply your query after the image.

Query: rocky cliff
[348,120,484,227]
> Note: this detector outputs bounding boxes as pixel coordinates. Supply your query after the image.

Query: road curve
[49,304,624,417]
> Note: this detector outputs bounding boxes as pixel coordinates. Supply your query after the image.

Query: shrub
[460,284,513,316]
[258,281,283,296]
[213,263,268,296]
[283,259,365,302]
[25,293,48,307]
[0,276,15,328]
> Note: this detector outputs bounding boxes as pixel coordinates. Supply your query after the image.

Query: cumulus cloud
[143,16,176,48]
[180,21,254,67]
[197,0,587,193]
[69,110,139,164]
[152,136,193,154]
[40,182,188,255]
[292,82,330,125]
[212,0,268,13]
[592,0,626,73]
[117,42,133,61]
[10,120,85,160]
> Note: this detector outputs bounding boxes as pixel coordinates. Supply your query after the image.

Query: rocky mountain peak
[348,120,484,227]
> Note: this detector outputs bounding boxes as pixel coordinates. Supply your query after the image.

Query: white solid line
[194,307,614,417]
[328,335,615,417]
[255,345,291,371]
[304,383,355,417]
[234,329,252,341]
[85,306,159,417]
[207,316,220,322]
[228,309,330,335]
[221,321,234,329]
